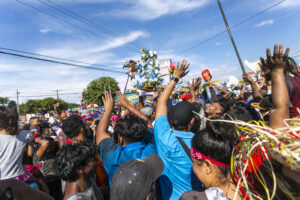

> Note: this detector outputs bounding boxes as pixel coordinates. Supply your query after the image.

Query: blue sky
[0,0,300,104]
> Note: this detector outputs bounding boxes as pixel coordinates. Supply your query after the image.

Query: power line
[177,0,286,56]
[0,46,124,70]
[9,92,82,98]
[293,53,300,58]
[0,50,126,74]
[40,0,141,50]
[291,49,300,57]
[15,0,140,53]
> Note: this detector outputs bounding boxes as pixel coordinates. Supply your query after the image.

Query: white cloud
[37,30,148,63]
[275,0,300,8]
[0,58,128,103]
[39,28,52,34]
[97,0,210,21]
[0,30,147,103]
[90,31,148,52]
[254,19,274,28]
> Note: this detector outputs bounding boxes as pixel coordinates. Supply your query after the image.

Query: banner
[159,59,171,76]
[115,93,139,105]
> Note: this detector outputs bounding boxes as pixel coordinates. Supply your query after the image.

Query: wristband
[171,77,179,83]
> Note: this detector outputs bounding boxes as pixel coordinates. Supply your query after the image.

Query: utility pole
[123,73,130,94]
[16,89,20,113]
[217,0,246,75]
[52,89,62,99]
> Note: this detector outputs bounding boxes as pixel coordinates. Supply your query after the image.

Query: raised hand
[174,59,190,79]
[188,77,202,91]
[116,91,130,108]
[102,92,114,111]
[243,74,254,84]
[265,44,290,70]
[53,102,60,111]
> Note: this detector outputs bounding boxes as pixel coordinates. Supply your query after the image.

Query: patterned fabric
[12,170,31,182]
[205,187,229,200]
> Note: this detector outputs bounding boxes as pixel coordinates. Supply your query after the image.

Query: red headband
[190,146,229,167]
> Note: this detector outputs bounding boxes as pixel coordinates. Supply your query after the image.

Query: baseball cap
[181,93,191,100]
[141,106,154,117]
[110,154,164,200]
[144,96,153,107]
[168,101,201,130]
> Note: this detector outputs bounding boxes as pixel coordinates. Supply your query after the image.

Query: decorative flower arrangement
[123,48,164,89]
[170,62,176,74]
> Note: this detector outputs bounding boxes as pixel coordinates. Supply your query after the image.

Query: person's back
[0,130,32,180]
[96,92,157,184]
[154,61,205,200]
[0,104,33,181]
[98,114,156,183]
[154,109,203,200]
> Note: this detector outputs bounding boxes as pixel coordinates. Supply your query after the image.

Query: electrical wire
[0,50,126,74]
[15,0,140,53]
[0,46,124,70]
[176,0,286,56]
[8,92,82,98]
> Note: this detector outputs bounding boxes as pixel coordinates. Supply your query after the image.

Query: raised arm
[239,82,246,100]
[96,92,114,145]
[243,74,263,102]
[188,77,202,103]
[264,44,290,129]
[116,91,152,128]
[155,59,190,119]
[35,138,49,159]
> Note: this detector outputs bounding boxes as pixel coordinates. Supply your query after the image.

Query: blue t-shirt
[98,137,156,184]
[154,115,204,200]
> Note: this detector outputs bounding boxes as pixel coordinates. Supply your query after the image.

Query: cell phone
[0,187,15,200]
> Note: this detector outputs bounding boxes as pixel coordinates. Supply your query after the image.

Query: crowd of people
[0,44,299,200]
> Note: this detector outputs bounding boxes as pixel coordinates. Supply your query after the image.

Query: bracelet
[171,77,179,83]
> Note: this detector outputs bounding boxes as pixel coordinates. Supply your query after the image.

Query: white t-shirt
[0,130,33,180]
[48,116,55,124]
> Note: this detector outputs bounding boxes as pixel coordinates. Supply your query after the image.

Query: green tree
[0,97,9,105]
[82,77,119,105]
[19,98,79,114]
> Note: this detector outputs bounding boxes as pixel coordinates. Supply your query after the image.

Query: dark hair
[40,122,50,134]
[192,121,238,177]
[284,57,299,77]
[22,123,30,130]
[0,104,19,135]
[225,106,254,122]
[54,141,96,182]
[114,114,147,143]
[39,136,59,157]
[215,98,230,114]
[260,86,268,96]
[62,115,85,139]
